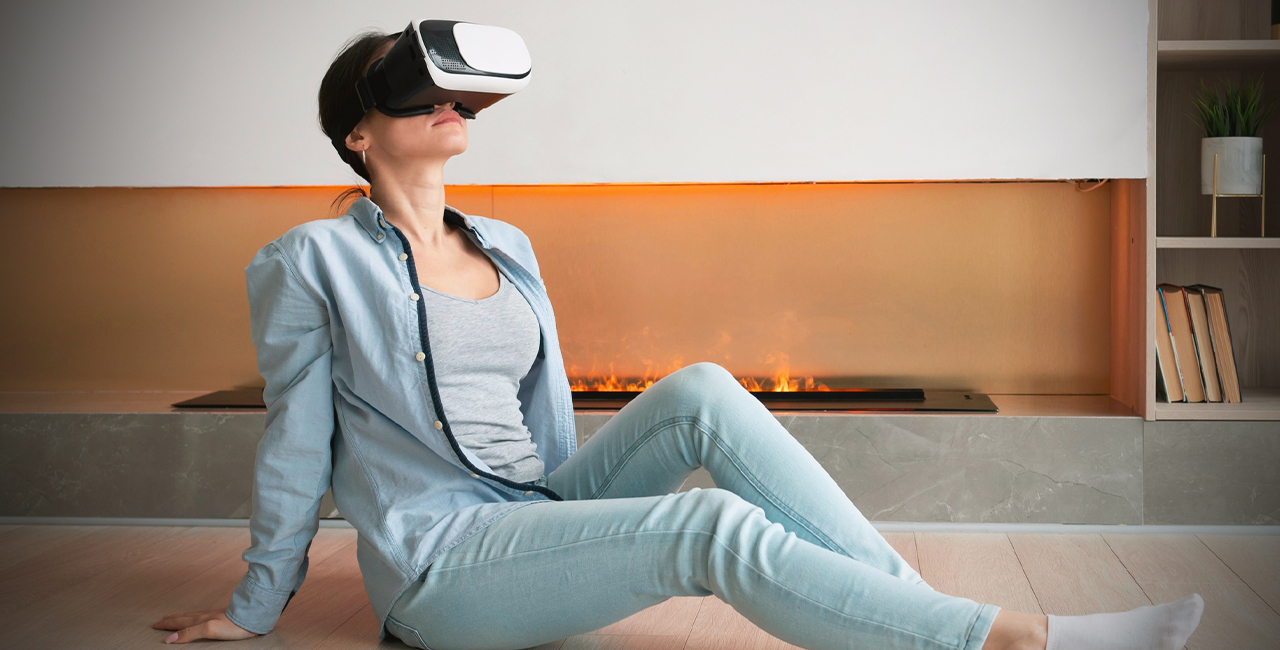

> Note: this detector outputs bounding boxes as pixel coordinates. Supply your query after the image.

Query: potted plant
[1191,77,1272,197]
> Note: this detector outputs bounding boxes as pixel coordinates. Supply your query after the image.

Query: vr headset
[359,19,531,119]
[333,20,531,154]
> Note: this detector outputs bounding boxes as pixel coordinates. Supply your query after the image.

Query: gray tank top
[422,270,545,483]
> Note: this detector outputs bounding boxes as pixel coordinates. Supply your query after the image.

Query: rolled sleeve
[225,241,335,635]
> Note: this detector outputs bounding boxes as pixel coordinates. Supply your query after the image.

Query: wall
[0,182,1114,394]
[0,0,1148,186]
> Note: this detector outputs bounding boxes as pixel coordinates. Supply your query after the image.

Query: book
[1157,283,1207,403]
[1187,284,1242,403]
[1154,285,1184,403]
[1184,287,1223,402]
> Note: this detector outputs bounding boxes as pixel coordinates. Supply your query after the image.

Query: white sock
[1046,593,1203,650]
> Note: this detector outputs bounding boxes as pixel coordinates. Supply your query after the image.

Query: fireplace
[567,369,997,413]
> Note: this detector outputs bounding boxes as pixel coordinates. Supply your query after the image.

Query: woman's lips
[433,111,463,126]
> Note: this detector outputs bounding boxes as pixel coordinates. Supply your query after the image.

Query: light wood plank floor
[0,526,1276,650]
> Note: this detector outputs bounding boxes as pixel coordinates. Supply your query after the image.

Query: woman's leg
[388,487,998,650]
[548,361,930,589]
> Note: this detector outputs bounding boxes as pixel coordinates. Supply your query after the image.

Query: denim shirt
[224,196,578,639]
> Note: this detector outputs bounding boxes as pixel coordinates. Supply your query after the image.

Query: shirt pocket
[385,613,435,650]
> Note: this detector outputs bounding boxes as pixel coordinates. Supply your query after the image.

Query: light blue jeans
[388,362,999,650]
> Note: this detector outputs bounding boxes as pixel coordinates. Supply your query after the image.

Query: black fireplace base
[172,388,998,414]
[572,389,998,413]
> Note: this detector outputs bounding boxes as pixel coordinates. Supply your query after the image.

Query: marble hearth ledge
[1,392,1276,526]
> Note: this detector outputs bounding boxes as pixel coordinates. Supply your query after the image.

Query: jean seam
[427,528,690,571]
[588,415,697,499]
[424,528,962,650]
[687,415,855,559]
[705,531,968,650]
[590,413,853,560]
[411,501,544,594]
[386,613,434,650]
[961,603,992,650]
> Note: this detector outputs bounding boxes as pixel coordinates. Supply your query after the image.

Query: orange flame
[568,353,830,392]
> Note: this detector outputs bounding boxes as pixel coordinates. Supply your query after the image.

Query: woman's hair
[318,29,399,211]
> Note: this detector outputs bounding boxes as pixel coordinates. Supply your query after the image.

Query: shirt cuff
[224,572,295,636]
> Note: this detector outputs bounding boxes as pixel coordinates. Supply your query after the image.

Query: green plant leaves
[1189,77,1273,138]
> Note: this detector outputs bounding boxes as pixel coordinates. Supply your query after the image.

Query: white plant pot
[1201,137,1263,195]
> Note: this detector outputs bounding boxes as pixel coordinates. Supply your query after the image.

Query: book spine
[1155,285,1185,403]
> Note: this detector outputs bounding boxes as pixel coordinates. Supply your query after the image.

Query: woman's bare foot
[981,609,1048,650]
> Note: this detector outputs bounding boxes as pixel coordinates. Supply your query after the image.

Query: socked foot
[981,593,1204,650]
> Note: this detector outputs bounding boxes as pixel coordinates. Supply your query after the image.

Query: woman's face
[356,101,468,163]
[345,42,468,168]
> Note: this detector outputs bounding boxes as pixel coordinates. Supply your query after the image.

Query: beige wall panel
[1,182,1110,393]
[494,181,1112,394]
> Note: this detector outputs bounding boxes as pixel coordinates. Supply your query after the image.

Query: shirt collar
[348,196,488,249]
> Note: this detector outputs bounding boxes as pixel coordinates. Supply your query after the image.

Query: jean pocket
[385,614,434,650]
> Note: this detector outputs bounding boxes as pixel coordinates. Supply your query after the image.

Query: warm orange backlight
[569,364,832,393]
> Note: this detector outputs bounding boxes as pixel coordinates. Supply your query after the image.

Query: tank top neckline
[420,271,507,305]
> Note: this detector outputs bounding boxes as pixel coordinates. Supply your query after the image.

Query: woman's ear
[344,128,368,154]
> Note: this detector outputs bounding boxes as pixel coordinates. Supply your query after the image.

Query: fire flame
[568,354,830,393]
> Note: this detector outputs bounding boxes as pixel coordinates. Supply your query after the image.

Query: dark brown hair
[318,29,398,211]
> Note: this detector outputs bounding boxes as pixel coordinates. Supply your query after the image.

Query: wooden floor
[0,525,1277,650]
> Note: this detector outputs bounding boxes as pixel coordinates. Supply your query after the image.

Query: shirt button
[470,473,480,478]
[379,217,388,228]
[415,352,426,361]
[410,293,419,301]
[524,490,534,496]
[376,233,384,240]
[434,420,443,429]
[398,253,408,261]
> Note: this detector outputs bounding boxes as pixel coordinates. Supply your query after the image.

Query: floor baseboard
[2,516,1277,535]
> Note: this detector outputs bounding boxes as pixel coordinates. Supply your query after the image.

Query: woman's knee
[660,361,745,405]
[643,363,780,452]
[678,361,739,387]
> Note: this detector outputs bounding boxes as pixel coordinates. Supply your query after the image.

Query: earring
[362,148,367,165]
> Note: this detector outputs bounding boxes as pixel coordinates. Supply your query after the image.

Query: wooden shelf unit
[1153,386,1280,420]
[1156,236,1280,248]
[1144,0,1280,421]
[1157,39,1280,68]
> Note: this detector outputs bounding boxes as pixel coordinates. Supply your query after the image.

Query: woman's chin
[400,142,468,161]
[445,139,469,157]
[432,134,468,156]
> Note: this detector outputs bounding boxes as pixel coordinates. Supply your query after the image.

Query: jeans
[386,362,999,650]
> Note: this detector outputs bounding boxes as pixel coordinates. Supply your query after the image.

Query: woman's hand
[151,608,260,644]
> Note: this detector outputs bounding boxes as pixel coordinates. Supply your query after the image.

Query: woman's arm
[223,240,336,635]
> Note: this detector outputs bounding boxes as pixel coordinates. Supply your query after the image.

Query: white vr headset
[334,20,530,154]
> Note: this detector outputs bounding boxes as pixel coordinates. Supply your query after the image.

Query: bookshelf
[1154,387,1280,420]
[1157,39,1280,68]
[1156,236,1280,248]
[1146,0,1280,421]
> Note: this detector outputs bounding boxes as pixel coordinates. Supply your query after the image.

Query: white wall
[0,0,1148,187]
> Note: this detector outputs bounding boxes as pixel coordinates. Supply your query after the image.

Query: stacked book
[1155,283,1242,404]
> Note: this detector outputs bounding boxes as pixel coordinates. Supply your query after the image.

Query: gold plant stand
[1211,153,1266,237]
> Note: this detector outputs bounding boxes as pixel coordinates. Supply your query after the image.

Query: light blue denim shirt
[224,196,578,639]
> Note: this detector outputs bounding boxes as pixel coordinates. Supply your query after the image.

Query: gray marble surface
[576,411,1143,525]
[1144,419,1280,525]
[1,410,1275,524]
[0,413,262,518]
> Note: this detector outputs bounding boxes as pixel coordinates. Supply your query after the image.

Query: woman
[152,28,1203,650]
